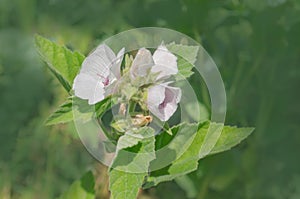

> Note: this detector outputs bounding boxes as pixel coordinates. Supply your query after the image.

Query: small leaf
[46,96,115,125]
[116,127,155,151]
[45,97,93,125]
[95,96,117,118]
[167,43,199,64]
[209,125,254,155]
[35,35,85,92]
[57,171,95,199]
[45,98,73,125]
[109,127,155,199]
[110,119,130,133]
[166,43,199,80]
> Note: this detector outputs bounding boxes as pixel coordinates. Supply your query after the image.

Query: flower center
[97,73,110,86]
[103,77,110,86]
[159,100,167,109]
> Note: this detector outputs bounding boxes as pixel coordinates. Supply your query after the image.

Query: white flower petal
[73,73,105,105]
[130,48,154,78]
[147,84,165,106]
[110,47,125,80]
[73,44,125,103]
[81,44,116,80]
[152,44,178,80]
[147,84,181,121]
[163,103,178,121]
[167,85,182,103]
[161,86,181,121]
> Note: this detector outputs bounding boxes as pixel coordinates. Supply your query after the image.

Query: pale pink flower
[147,82,182,121]
[130,44,178,81]
[73,44,124,104]
[151,44,178,80]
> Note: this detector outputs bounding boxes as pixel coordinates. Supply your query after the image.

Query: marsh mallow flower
[130,48,154,79]
[129,44,181,121]
[130,44,178,81]
[73,44,124,104]
[151,44,178,80]
[147,82,182,121]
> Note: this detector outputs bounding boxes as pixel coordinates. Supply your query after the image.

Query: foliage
[58,171,95,199]
[35,35,85,92]
[35,34,254,198]
[0,0,299,199]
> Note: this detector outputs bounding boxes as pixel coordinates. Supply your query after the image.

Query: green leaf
[45,98,73,125]
[116,127,155,151]
[46,96,115,125]
[95,96,118,118]
[166,43,199,80]
[109,127,155,199]
[209,125,255,155]
[144,122,253,188]
[110,119,130,133]
[144,122,210,188]
[35,34,85,92]
[58,171,95,199]
[149,123,199,171]
[109,171,145,199]
[45,97,93,125]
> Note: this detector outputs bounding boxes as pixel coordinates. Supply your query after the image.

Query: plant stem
[98,118,113,141]
[128,100,136,115]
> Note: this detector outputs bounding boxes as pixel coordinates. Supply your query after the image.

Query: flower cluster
[73,44,181,124]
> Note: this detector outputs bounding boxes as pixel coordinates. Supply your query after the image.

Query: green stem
[128,100,136,115]
[152,116,172,134]
[98,117,114,141]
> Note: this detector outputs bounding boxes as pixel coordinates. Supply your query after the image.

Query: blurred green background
[1,0,300,198]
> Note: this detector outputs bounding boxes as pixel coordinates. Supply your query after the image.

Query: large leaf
[166,43,199,81]
[58,171,95,199]
[35,35,85,91]
[109,127,156,199]
[144,122,209,188]
[149,123,199,171]
[109,171,145,199]
[144,122,254,188]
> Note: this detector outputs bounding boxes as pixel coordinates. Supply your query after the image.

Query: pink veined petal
[167,85,182,103]
[130,48,154,78]
[152,44,178,80]
[147,83,182,121]
[160,86,181,121]
[147,84,165,106]
[73,73,105,105]
[73,44,125,104]
[147,84,166,121]
[163,102,179,121]
[158,82,182,104]
[80,44,116,81]
[110,47,125,81]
